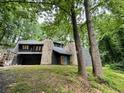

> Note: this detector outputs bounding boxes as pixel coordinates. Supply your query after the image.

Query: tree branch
[90,1,104,12]
[0,0,71,15]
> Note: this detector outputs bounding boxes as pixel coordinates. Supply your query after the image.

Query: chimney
[65,42,78,65]
[40,39,54,64]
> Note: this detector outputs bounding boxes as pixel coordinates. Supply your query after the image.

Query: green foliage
[109,63,124,71]
[0,2,42,47]
[94,14,121,40]
[98,25,124,65]
[89,0,124,67]
[107,0,124,16]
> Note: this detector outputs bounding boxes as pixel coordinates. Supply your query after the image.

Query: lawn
[87,66,124,93]
[0,65,124,93]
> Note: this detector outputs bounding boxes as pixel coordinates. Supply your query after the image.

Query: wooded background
[0,0,124,78]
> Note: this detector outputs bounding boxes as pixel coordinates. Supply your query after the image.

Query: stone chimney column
[65,42,78,65]
[41,39,54,64]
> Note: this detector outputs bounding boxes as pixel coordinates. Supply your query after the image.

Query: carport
[17,52,42,65]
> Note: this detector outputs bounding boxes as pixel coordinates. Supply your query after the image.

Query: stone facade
[82,48,92,66]
[40,39,54,64]
[65,42,92,66]
[65,42,78,65]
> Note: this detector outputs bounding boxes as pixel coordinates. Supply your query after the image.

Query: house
[7,39,92,66]
[9,39,71,65]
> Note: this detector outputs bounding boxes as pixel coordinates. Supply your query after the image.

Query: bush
[110,63,124,71]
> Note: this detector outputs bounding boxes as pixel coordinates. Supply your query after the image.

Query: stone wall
[65,42,78,65]
[40,39,54,64]
[82,48,92,66]
[65,42,92,66]
[3,51,16,66]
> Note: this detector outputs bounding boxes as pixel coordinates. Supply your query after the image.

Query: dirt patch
[0,71,16,93]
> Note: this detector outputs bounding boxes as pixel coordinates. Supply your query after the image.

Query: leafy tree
[70,1,87,79]
[92,0,124,69]
[0,2,42,47]
[84,0,103,78]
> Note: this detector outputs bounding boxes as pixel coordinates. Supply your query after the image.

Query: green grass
[0,65,124,93]
[103,66,124,93]
[87,66,124,93]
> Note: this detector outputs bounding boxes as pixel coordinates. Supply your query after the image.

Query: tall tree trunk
[70,3,87,79]
[84,0,103,78]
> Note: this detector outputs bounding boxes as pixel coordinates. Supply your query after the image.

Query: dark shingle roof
[53,47,71,55]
